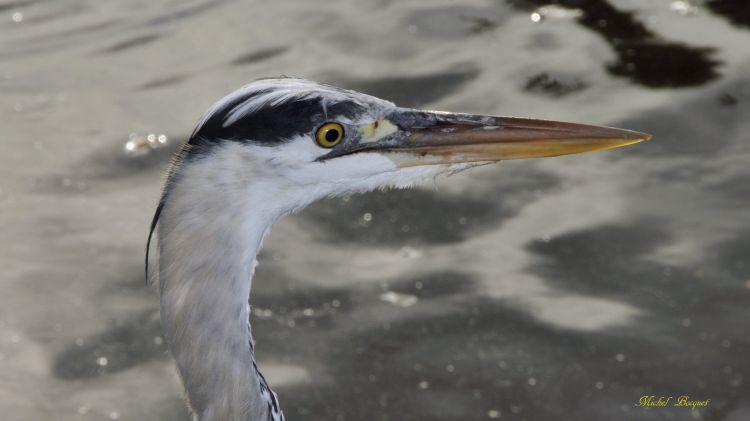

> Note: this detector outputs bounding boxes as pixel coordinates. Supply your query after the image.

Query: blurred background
[2,0,749,420]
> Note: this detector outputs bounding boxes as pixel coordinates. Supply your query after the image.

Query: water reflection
[137,74,188,90]
[509,0,721,87]
[53,310,166,380]
[231,46,288,66]
[96,33,161,55]
[303,166,558,246]
[4,0,750,419]
[523,72,587,97]
[616,77,749,157]
[303,188,503,246]
[706,0,750,29]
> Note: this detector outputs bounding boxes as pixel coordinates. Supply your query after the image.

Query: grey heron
[147,77,649,421]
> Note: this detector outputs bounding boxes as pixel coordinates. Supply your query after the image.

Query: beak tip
[635,131,653,142]
[620,130,651,145]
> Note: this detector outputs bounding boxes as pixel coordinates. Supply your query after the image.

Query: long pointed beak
[349,108,651,167]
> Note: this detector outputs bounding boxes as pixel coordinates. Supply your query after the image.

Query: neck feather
[157,152,286,421]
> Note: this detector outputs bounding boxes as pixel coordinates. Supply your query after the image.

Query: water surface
[2,0,749,420]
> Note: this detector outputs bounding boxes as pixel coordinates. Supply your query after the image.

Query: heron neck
[157,156,285,421]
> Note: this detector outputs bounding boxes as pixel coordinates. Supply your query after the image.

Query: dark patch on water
[526,222,750,314]
[606,41,719,88]
[301,166,558,246]
[53,310,167,379]
[718,92,739,107]
[302,188,503,246]
[251,266,353,328]
[340,67,480,108]
[462,15,499,34]
[231,47,287,66]
[507,0,721,88]
[245,264,358,335]
[714,229,750,283]
[523,72,587,97]
[0,0,31,12]
[137,74,188,90]
[97,33,161,54]
[526,222,674,300]
[706,0,750,29]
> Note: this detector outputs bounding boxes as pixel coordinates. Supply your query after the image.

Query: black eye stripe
[190,91,366,149]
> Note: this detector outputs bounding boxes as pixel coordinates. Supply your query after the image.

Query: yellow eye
[315,122,345,148]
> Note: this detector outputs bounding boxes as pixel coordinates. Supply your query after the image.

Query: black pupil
[324,128,340,143]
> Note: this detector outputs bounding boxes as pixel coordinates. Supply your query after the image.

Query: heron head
[172,77,649,213]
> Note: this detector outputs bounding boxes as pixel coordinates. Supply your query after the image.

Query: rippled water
[2,0,749,420]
